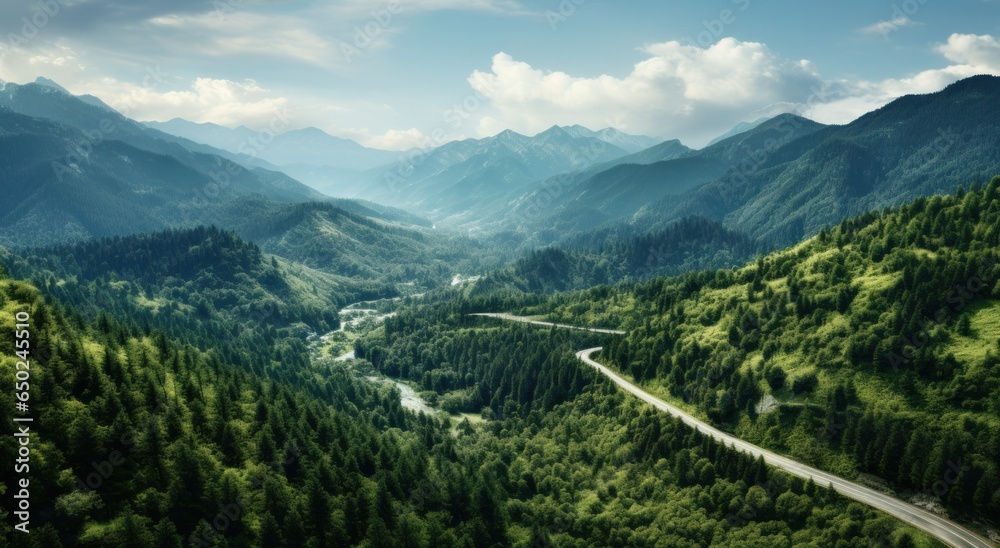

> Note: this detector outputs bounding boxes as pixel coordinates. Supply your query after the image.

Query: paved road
[469,313,626,335]
[577,348,993,548]
[472,314,994,547]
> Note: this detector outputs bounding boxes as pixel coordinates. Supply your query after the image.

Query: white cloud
[158,1,535,68]
[860,16,919,37]
[0,40,428,149]
[79,77,293,129]
[0,43,86,83]
[0,0,543,146]
[148,13,337,67]
[467,38,824,145]
[803,34,1000,124]
[936,33,1000,67]
[28,49,80,68]
[141,2,534,70]
[0,43,292,129]
[329,0,531,17]
[467,34,1000,145]
[364,128,428,150]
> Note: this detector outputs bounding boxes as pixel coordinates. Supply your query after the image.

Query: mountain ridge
[143,118,401,175]
[356,124,635,218]
[486,113,826,241]
[636,74,1000,245]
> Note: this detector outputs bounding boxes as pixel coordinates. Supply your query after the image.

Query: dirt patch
[754,394,780,414]
[907,493,949,517]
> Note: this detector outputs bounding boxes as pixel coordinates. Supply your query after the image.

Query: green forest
[4,40,1000,548]
[3,94,999,545]
[3,177,998,546]
[0,272,935,546]
[9,178,997,543]
[517,178,1000,527]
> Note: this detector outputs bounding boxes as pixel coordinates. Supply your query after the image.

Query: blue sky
[1,0,998,148]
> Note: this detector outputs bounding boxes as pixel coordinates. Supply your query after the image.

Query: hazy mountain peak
[939,73,999,95]
[753,113,818,132]
[537,125,573,139]
[595,127,627,137]
[164,117,224,128]
[704,113,823,152]
[768,112,813,124]
[33,77,71,94]
[291,126,336,138]
[283,126,357,144]
[10,77,116,112]
[560,124,599,137]
[144,117,399,178]
[558,124,660,153]
[706,117,769,146]
[493,128,529,143]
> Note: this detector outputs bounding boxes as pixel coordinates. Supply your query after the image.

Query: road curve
[470,314,994,548]
[469,313,626,335]
[577,348,993,548]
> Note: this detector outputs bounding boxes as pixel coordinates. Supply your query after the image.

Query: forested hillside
[467,76,1000,263]
[355,126,633,218]
[525,177,1000,528]
[462,216,760,295]
[0,267,936,546]
[0,227,369,377]
[215,200,501,287]
[485,114,826,240]
[0,138,983,548]
[0,87,325,247]
[6,2,1000,543]
[0,272,503,546]
[0,85,490,293]
[636,76,1000,246]
[354,311,933,546]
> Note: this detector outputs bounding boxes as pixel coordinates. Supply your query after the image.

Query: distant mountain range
[0,83,408,236]
[5,74,1000,288]
[0,80,329,245]
[143,118,403,197]
[706,117,768,146]
[145,117,664,204]
[143,119,393,170]
[634,74,1000,246]
[456,75,1000,252]
[0,78,504,289]
[464,113,823,243]
[354,125,658,218]
[558,125,660,153]
[1,78,286,173]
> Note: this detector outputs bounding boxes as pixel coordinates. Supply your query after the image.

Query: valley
[2,43,1000,546]
[474,314,993,547]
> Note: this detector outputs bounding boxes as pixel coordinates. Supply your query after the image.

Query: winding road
[476,314,995,548]
[469,313,626,335]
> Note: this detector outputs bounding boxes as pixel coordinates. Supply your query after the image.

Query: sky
[1,0,999,149]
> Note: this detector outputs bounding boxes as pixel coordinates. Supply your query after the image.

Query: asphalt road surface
[472,313,995,548]
[469,313,626,335]
[577,348,993,548]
